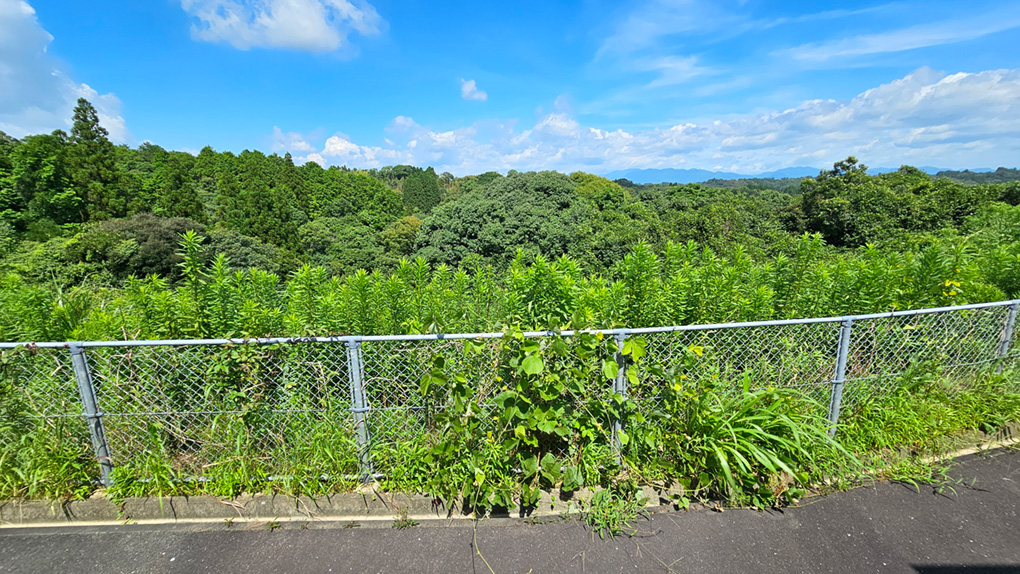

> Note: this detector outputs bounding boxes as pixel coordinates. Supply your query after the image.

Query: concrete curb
[2,429,1016,530]
[0,487,607,528]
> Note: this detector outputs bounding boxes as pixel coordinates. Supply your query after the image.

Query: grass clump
[392,507,419,529]
[837,365,1020,483]
[0,374,96,500]
[0,421,96,500]
[627,375,855,510]
[584,480,647,539]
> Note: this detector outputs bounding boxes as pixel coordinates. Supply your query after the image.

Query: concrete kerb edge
[2,433,1018,530]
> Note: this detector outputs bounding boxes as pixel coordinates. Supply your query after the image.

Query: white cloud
[596,0,734,59]
[389,115,418,131]
[637,55,714,87]
[460,79,488,101]
[274,68,1020,175]
[271,126,316,152]
[181,0,384,52]
[322,134,363,157]
[781,10,1020,62]
[0,1,130,142]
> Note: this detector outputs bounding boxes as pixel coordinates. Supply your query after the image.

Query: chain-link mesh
[634,321,841,419]
[360,333,620,479]
[84,342,357,480]
[360,338,493,478]
[0,346,96,485]
[840,306,1011,409]
[1010,308,1020,365]
[1,301,1018,488]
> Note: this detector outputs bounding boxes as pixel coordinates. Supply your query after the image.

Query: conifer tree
[154,154,205,221]
[66,98,123,221]
[401,166,442,214]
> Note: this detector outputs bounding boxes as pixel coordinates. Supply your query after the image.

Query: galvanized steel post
[827,318,854,437]
[68,343,113,486]
[996,302,1020,374]
[612,332,628,459]
[346,339,374,481]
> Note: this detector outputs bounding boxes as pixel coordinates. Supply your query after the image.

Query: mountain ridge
[602,166,992,184]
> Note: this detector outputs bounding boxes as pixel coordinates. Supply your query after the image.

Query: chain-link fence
[1,300,1017,487]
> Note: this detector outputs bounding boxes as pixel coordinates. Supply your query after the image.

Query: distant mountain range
[602,166,994,185]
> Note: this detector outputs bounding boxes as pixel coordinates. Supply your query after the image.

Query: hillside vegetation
[1,99,1019,341]
[3,101,1020,518]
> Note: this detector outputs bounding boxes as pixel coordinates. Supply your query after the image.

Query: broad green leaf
[618,430,630,445]
[522,354,544,375]
[622,338,647,361]
[562,466,582,491]
[521,454,539,477]
[514,425,527,440]
[603,359,619,380]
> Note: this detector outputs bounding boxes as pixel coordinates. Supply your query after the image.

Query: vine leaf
[522,354,544,375]
[603,359,619,380]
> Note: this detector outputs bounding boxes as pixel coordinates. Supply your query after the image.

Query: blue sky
[2,0,1019,175]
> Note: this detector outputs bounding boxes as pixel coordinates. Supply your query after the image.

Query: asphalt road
[1,449,1019,574]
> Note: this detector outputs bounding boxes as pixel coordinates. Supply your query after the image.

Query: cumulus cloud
[181,0,384,52]
[460,79,488,101]
[271,126,316,152]
[274,68,1020,175]
[0,0,130,142]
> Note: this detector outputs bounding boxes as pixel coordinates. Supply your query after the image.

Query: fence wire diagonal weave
[0,299,1017,488]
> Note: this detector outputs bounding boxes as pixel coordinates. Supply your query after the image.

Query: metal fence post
[612,331,628,459]
[346,339,374,481]
[995,302,1019,374]
[827,318,854,437]
[68,343,113,486]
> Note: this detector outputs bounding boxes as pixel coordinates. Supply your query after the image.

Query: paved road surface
[1,449,1018,573]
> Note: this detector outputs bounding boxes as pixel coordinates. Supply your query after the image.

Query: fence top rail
[1,298,1017,349]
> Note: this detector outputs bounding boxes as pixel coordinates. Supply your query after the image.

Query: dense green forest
[935,167,1020,185]
[1,98,1019,341]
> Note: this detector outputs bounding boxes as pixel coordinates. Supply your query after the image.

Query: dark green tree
[0,131,22,225]
[66,98,124,221]
[152,153,205,221]
[799,157,893,247]
[230,150,299,250]
[415,170,584,268]
[401,166,442,214]
[6,132,78,231]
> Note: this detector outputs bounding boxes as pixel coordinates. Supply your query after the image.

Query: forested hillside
[1,99,1019,341]
[935,168,1020,185]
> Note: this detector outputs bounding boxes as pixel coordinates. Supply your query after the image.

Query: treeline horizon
[1,98,1019,341]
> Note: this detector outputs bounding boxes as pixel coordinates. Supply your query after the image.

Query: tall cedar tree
[67,98,124,221]
[154,153,206,221]
[231,151,300,250]
[402,167,442,214]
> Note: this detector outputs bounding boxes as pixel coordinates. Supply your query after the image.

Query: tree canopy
[1,99,1019,341]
